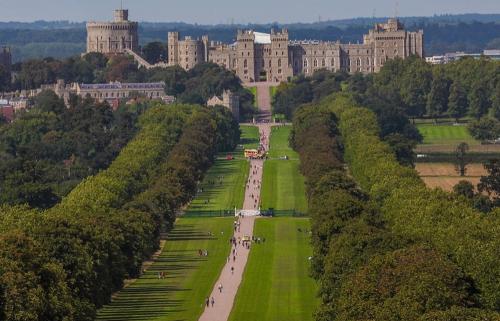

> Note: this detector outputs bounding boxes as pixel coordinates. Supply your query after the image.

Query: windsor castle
[87,9,424,83]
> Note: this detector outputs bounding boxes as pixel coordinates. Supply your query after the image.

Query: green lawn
[229,218,318,321]
[268,126,299,159]
[261,125,307,212]
[239,125,260,151]
[417,124,478,145]
[96,217,234,321]
[186,160,249,213]
[185,125,259,214]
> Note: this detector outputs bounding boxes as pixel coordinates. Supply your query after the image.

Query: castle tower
[269,28,292,82]
[202,35,210,62]
[86,8,138,54]
[168,32,180,66]
[114,9,129,22]
[236,30,256,82]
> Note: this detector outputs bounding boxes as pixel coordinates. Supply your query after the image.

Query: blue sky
[0,0,499,24]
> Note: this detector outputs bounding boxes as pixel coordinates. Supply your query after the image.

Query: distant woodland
[0,14,500,62]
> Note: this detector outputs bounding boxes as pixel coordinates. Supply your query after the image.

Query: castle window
[322,59,326,67]
[314,59,318,67]
[331,58,335,66]
[357,58,361,66]
[244,59,248,68]
[278,59,282,67]
[269,60,272,68]
[278,69,282,74]
[304,59,308,67]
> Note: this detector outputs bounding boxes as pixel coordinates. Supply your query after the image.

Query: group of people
[157,271,167,279]
[205,296,215,308]
[247,167,262,209]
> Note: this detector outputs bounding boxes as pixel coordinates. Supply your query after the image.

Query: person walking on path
[205,297,210,307]
[211,297,215,307]
[218,283,223,293]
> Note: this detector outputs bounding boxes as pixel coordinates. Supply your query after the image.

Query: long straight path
[198,125,270,321]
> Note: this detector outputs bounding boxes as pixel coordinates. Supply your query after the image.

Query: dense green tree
[35,90,66,115]
[447,81,468,121]
[490,82,500,120]
[336,246,477,321]
[478,159,500,199]
[142,42,167,64]
[453,180,475,199]
[468,81,491,119]
[467,116,500,141]
[426,69,450,121]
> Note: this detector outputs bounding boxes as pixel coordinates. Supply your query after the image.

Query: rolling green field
[229,218,318,321]
[96,217,234,321]
[417,124,478,145]
[262,125,307,212]
[186,160,249,213]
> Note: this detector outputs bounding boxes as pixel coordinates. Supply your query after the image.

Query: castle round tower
[86,9,139,55]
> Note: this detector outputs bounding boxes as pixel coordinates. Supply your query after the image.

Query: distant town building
[0,99,14,122]
[86,9,138,55]
[0,47,12,72]
[426,49,500,64]
[168,18,424,82]
[207,90,240,120]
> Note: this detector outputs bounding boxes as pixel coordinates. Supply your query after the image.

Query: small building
[207,90,240,120]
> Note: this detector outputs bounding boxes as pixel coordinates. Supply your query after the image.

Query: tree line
[0,90,144,209]
[0,103,239,320]
[291,93,500,320]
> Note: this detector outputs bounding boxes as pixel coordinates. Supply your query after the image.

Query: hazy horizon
[0,0,499,24]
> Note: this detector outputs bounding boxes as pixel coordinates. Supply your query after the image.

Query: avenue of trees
[291,93,500,321]
[0,103,239,320]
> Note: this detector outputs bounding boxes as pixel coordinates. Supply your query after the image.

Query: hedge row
[0,104,238,321]
[293,97,500,321]
[327,93,500,310]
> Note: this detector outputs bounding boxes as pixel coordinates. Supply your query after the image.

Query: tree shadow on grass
[96,224,221,321]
